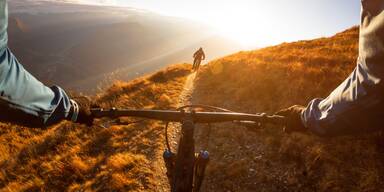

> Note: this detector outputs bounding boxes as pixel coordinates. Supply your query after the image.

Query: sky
[48,0,362,48]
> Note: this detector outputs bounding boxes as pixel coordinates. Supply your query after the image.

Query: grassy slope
[0,64,191,191]
[1,27,383,192]
[193,27,384,191]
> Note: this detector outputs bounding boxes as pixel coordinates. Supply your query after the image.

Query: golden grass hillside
[193,27,384,191]
[0,64,191,191]
[1,26,383,192]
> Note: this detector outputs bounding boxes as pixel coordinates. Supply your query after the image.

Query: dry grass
[0,64,191,191]
[1,26,383,192]
[193,27,384,191]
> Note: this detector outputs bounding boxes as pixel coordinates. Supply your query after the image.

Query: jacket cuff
[69,99,79,122]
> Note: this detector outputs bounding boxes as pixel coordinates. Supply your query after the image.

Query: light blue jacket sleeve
[302,0,384,136]
[0,0,73,127]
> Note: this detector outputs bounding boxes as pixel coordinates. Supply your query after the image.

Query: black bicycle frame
[171,115,196,192]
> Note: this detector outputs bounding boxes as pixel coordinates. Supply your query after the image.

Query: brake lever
[96,118,145,129]
[234,120,263,132]
[234,112,269,131]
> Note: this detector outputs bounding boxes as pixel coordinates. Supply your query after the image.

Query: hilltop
[1,26,384,191]
[192,26,384,191]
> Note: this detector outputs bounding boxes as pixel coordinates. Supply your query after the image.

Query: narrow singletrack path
[153,71,197,192]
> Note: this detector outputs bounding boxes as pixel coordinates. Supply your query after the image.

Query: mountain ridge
[8,0,241,93]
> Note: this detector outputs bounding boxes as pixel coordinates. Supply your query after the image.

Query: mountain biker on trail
[0,1,93,127]
[193,47,205,71]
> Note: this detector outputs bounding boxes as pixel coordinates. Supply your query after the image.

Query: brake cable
[165,104,235,153]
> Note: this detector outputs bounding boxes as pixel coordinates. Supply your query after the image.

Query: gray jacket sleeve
[0,0,74,127]
[302,0,384,136]
[0,0,6,54]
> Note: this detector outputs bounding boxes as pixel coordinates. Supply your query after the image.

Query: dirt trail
[152,70,271,192]
[152,72,197,192]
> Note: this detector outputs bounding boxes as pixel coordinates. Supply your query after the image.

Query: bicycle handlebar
[91,108,286,125]
[91,106,286,192]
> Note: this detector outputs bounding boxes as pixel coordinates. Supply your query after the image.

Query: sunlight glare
[178,1,268,48]
[114,0,360,48]
[120,0,274,48]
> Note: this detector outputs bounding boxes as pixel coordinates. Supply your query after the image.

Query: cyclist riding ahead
[192,47,205,71]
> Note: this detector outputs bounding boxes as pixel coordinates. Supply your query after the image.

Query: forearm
[0,49,73,127]
[302,64,384,136]
[302,0,384,137]
[0,1,73,127]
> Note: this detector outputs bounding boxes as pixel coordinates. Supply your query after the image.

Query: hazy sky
[54,0,362,48]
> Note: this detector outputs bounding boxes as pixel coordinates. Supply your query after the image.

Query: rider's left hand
[69,96,95,126]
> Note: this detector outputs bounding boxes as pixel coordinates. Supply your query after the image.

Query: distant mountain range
[7,0,241,93]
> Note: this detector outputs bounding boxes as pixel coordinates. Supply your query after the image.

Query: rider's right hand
[274,105,307,133]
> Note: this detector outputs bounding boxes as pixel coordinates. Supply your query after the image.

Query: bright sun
[122,1,272,48]
[118,0,359,49]
[163,1,279,49]
[188,2,265,48]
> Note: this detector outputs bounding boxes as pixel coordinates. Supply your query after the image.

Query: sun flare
[119,0,359,49]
